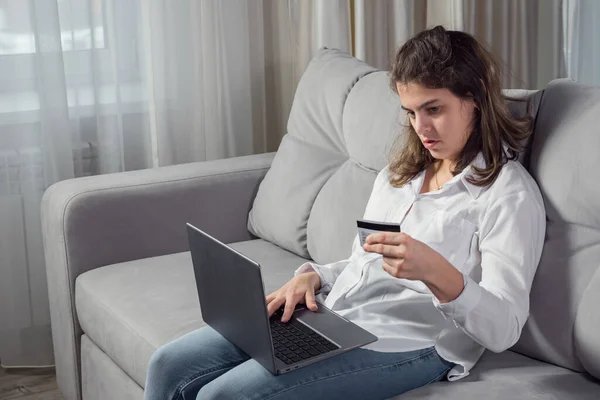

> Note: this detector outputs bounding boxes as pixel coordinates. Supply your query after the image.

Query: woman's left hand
[362,232,440,282]
[363,231,465,302]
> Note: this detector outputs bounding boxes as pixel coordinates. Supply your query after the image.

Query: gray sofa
[42,49,600,400]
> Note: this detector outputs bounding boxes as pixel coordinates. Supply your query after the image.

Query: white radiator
[0,141,97,196]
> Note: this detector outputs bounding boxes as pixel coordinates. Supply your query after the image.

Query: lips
[422,139,439,149]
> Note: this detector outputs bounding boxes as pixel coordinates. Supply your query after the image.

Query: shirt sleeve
[294,166,392,294]
[294,234,362,293]
[432,190,546,353]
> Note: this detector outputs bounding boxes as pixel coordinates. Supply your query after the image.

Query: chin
[427,149,445,159]
[428,149,460,166]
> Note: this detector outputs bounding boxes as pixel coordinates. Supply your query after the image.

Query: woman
[144,25,545,400]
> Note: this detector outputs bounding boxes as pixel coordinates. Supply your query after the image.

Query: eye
[427,106,440,114]
[406,111,415,119]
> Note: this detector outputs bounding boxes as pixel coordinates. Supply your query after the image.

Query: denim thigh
[144,326,454,400]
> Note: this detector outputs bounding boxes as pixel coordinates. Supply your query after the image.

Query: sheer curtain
[352,0,599,92]
[0,0,353,368]
[564,0,600,85]
[1,0,88,368]
[141,0,351,164]
[0,0,271,368]
[141,1,265,166]
[262,0,352,152]
[353,0,565,89]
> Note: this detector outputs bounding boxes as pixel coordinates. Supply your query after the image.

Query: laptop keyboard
[270,309,339,365]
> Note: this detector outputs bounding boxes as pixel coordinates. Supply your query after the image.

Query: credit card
[357,219,401,247]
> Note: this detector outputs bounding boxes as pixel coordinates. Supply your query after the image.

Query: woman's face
[396,82,478,164]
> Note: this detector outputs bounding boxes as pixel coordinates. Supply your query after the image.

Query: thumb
[305,290,318,311]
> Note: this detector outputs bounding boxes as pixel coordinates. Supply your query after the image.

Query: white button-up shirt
[295,154,546,380]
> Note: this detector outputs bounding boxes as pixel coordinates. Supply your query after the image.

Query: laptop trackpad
[294,306,375,348]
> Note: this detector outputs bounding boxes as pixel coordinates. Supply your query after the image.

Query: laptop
[186,223,378,374]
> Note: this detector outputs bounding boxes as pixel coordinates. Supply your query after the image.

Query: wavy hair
[388,25,532,188]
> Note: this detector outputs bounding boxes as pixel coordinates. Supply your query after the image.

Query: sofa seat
[402,350,600,399]
[76,238,600,399]
[75,238,309,389]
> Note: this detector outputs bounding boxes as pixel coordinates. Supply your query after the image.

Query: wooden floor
[0,367,64,400]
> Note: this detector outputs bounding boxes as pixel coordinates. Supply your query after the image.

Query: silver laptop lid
[186,223,277,373]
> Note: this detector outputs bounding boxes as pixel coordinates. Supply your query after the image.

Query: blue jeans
[144,327,453,400]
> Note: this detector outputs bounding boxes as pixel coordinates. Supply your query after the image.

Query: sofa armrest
[41,152,274,400]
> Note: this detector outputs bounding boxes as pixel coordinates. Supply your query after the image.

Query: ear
[467,97,479,110]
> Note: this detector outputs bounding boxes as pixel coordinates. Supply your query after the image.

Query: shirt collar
[409,152,486,199]
[459,152,486,199]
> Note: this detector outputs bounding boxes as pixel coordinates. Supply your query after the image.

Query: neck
[435,159,454,175]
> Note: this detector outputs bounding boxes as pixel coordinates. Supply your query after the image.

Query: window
[58,0,107,51]
[0,0,36,55]
[0,0,143,119]
[0,0,107,56]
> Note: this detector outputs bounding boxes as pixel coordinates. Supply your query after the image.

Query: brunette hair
[388,25,532,187]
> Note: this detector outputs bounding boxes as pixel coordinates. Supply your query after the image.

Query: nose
[413,115,432,135]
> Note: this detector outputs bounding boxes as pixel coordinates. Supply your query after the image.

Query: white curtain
[141,1,264,165]
[564,0,600,85]
[352,0,600,88]
[262,0,351,151]
[1,0,81,368]
[0,0,264,368]
[353,0,566,89]
[0,0,352,368]
[354,0,427,71]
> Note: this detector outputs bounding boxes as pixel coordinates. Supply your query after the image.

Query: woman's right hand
[266,271,321,323]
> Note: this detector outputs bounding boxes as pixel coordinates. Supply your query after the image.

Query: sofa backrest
[511,79,600,379]
[248,49,600,380]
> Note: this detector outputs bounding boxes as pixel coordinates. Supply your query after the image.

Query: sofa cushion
[306,161,377,264]
[305,70,405,264]
[75,239,309,388]
[503,89,544,168]
[246,134,348,258]
[399,350,600,400]
[342,71,403,172]
[511,79,600,379]
[81,335,145,400]
[247,48,377,258]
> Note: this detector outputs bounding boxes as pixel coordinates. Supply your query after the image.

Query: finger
[366,231,405,245]
[305,290,318,311]
[383,256,401,268]
[281,295,298,323]
[365,243,406,258]
[266,296,285,317]
[382,262,399,278]
[383,260,409,279]
[266,292,277,303]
